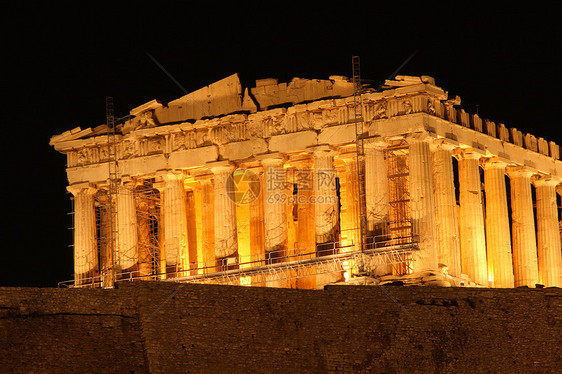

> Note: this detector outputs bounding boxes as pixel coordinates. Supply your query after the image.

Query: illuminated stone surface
[51,75,562,289]
[535,178,562,287]
[408,134,438,272]
[209,163,238,261]
[162,173,189,275]
[116,183,138,272]
[507,167,539,287]
[455,150,488,286]
[483,159,514,288]
[431,141,461,277]
[66,184,98,285]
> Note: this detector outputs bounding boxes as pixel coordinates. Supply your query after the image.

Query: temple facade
[51,74,562,289]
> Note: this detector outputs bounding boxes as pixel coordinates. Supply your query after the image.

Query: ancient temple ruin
[51,73,562,289]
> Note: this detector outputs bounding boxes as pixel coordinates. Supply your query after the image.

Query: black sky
[1,3,560,287]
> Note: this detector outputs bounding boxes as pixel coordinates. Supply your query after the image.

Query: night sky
[1,3,560,287]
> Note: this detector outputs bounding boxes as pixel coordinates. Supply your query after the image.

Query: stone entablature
[52,75,562,187]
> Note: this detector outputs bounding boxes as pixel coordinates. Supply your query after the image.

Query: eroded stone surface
[52,74,562,289]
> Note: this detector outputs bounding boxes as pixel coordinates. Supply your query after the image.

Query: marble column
[135,187,150,278]
[68,184,98,285]
[313,149,341,287]
[294,159,316,289]
[408,135,438,272]
[431,142,462,277]
[210,163,238,266]
[162,173,189,276]
[116,183,138,273]
[341,157,360,251]
[455,149,488,285]
[534,178,562,287]
[507,167,539,287]
[313,149,339,248]
[365,142,390,245]
[338,156,360,281]
[482,158,514,288]
[185,189,198,274]
[200,177,216,273]
[249,171,266,285]
[262,157,288,259]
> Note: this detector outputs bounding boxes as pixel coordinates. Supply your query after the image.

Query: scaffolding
[61,68,418,289]
[59,233,418,288]
[134,181,163,279]
[63,173,417,289]
[352,56,368,254]
[385,140,413,273]
[106,97,118,287]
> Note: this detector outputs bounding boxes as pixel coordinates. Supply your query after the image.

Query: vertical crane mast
[352,56,368,254]
[106,97,119,287]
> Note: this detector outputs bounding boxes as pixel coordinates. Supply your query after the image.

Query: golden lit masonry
[51,74,562,288]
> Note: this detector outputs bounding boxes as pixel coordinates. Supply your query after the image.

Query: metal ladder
[106,97,119,287]
[352,56,368,254]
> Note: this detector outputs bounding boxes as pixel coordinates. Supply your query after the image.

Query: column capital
[255,152,286,163]
[260,156,285,169]
[308,145,337,159]
[430,139,457,152]
[480,157,508,170]
[505,166,537,179]
[453,147,482,160]
[207,160,236,175]
[533,176,560,188]
[162,171,186,183]
[405,131,431,144]
[67,183,97,196]
[364,137,388,151]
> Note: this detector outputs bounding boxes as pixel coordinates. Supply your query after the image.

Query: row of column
[69,136,562,288]
[436,146,562,287]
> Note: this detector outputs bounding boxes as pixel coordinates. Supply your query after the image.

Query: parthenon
[51,73,562,289]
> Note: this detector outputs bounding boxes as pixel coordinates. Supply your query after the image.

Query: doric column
[507,167,539,287]
[455,149,488,285]
[365,141,390,244]
[313,148,341,287]
[313,148,339,248]
[262,156,288,258]
[135,183,159,278]
[185,189,198,274]
[116,182,138,273]
[534,178,562,287]
[431,141,462,277]
[162,172,189,276]
[339,156,360,251]
[336,154,361,281]
[210,163,238,265]
[408,135,438,271]
[249,170,266,285]
[482,158,514,288]
[199,177,216,273]
[67,184,98,285]
[293,159,317,289]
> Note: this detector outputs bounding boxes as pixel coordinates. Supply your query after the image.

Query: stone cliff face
[1,283,560,373]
